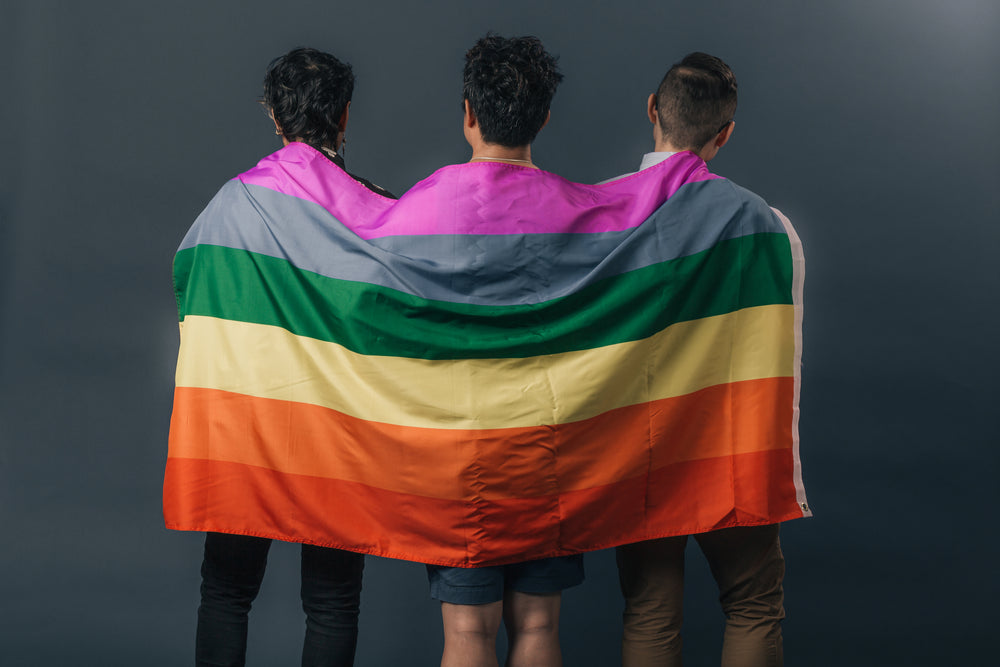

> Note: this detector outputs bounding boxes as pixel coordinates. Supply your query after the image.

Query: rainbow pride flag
[164,142,809,566]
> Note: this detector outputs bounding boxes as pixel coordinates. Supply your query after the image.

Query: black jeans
[196,532,365,667]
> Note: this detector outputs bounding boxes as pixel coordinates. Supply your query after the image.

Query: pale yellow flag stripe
[176,304,794,430]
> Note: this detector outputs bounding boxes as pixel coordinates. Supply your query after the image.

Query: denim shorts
[426,554,585,605]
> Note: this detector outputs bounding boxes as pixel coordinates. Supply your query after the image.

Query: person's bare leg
[440,600,503,667]
[502,590,562,667]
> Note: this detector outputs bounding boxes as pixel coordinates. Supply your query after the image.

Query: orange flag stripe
[167,377,793,502]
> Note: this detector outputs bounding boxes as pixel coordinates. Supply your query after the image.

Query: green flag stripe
[175,233,793,360]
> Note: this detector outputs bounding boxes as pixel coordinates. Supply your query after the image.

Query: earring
[275,128,282,136]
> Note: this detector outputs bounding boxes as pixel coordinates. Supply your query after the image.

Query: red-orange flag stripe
[163,446,798,567]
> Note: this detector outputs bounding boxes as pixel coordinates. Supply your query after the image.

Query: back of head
[463,34,563,147]
[655,52,737,151]
[263,47,355,150]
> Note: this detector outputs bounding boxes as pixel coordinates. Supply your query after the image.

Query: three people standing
[173,38,801,667]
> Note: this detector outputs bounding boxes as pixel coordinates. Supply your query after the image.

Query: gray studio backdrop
[2,1,997,665]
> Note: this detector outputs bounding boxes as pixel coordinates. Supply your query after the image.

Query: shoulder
[718,177,770,207]
[719,178,795,239]
[347,173,397,199]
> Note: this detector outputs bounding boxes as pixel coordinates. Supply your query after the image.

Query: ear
[716,120,734,148]
[539,109,551,131]
[464,99,477,129]
[647,93,658,125]
[339,101,351,132]
[268,108,282,135]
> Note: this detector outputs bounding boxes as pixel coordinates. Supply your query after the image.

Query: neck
[469,143,536,168]
[654,138,689,154]
[655,141,717,162]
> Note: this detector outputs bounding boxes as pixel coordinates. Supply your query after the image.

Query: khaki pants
[617,524,785,667]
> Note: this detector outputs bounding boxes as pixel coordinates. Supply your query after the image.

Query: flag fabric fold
[164,142,809,567]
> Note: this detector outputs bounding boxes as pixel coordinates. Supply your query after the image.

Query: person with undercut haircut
[422,34,582,667]
[609,52,789,667]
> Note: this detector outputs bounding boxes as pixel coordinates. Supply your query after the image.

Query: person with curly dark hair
[262,47,391,196]
[459,33,562,170]
[420,34,579,667]
[189,47,392,667]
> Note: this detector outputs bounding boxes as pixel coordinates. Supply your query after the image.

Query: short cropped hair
[655,52,737,151]
[463,34,563,147]
[262,47,354,149]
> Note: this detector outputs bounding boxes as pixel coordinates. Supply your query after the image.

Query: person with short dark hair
[262,47,391,196]
[609,52,787,667]
[264,47,355,152]
[186,46,392,667]
[422,34,580,667]
[649,51,737,159]
[462,33,561,152]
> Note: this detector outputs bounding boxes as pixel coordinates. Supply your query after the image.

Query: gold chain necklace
[470,156,534,165]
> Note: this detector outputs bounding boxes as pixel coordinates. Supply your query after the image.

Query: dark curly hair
[262,47,354,150]
[655,52,738,151]
[463,34,563,147]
